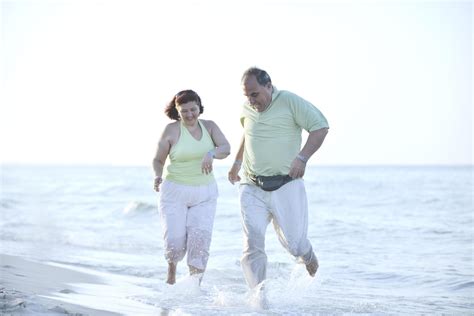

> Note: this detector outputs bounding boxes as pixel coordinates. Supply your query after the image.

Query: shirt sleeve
[289,92,329,132]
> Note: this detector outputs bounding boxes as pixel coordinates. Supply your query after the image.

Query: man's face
[242,75,273,112]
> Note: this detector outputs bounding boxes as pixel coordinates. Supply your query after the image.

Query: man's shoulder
[275,90,300,101]
[277,89,293,96]
[274,90,307,108]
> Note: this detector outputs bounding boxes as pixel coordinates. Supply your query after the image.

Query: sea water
[1,164,472,315]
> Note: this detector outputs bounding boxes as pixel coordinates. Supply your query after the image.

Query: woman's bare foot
[167,262,177,284]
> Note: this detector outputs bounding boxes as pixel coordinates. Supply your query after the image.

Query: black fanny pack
[249,174,294,191]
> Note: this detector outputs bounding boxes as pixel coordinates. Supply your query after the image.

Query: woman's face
[176,101,200,126]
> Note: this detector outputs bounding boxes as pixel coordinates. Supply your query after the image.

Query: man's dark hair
[242,67,272,86]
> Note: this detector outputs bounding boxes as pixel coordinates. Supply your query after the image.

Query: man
[228,67,329,290]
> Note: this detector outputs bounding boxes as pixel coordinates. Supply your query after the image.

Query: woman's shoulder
[162,121,180,136]
[165,121,180,129]
[200,119,218,129]
[200,119,218,135]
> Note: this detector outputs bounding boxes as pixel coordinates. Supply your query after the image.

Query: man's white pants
[239,179,314,288]
[159,180,218,270]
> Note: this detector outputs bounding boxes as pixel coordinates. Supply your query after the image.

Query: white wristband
[296,154,308,163]
[207,149,216,158]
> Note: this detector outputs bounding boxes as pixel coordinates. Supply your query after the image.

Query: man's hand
[228,162,241,184]
[288,158,306,178]
[153,177,162,192]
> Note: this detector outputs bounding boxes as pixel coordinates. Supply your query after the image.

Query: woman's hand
[201,150,214,175]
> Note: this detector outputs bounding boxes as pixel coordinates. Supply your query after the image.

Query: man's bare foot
[167,262,177,284]
[305,255,319,277]
[189,265,204,284]
[249,282,269,310]
[189,266,204,275]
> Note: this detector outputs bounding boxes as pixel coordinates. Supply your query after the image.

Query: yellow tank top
[165,120,215,185]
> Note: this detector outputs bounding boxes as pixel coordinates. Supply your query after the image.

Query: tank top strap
[198,120,213,143]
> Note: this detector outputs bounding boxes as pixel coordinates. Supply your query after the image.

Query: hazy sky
[1,0,472,166]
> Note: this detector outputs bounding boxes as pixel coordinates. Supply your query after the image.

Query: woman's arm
[152,125,173,191]
[206,120,230,159]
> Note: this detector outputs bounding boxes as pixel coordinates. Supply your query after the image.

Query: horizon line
[1,162,473,168]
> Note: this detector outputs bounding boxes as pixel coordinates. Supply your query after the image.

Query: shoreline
[0,254,166,315]
[1,254,121,315]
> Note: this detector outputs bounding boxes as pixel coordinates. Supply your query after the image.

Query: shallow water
[1,164,472,314]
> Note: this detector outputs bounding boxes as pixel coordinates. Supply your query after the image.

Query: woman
[152,90,230,285]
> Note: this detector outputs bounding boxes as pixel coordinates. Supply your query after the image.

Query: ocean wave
[122,201,156,216]
[448,280,474,291]
[0,198,20,209]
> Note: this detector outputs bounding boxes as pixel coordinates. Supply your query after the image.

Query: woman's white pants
[159,180,218,270]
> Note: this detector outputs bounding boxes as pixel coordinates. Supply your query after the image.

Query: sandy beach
[1,254,123,315]
[1,254,176,315]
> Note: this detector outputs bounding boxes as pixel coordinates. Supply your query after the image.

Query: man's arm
[228,135,245,184]
[289,127,328,178]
